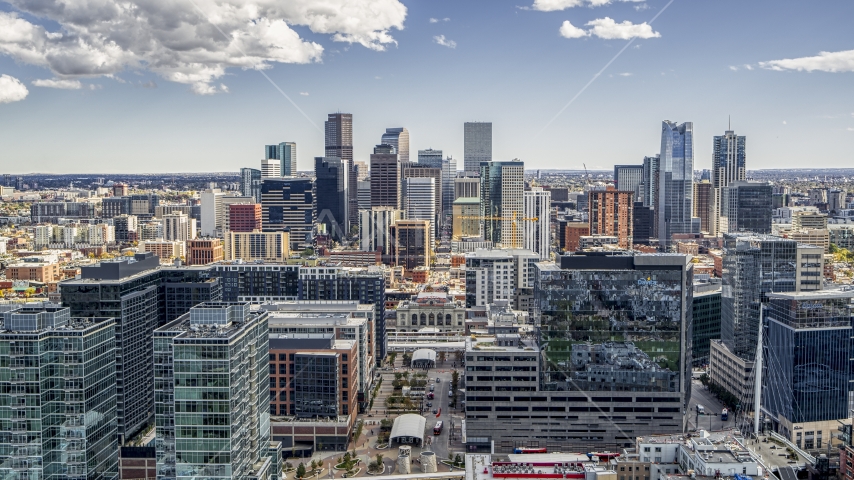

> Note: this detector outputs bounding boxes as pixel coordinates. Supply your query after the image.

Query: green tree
[454,454,463,466]
[297,463,307,479]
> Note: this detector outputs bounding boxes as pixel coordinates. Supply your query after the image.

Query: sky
[0,0,852,174]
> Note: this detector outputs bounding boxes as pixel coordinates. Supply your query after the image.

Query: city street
[687,378,734,432]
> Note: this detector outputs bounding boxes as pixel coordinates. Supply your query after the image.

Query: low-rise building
[392,291,466,334]
[6,261,61,282]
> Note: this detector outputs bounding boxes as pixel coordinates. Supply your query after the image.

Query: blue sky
[0,0,852,174]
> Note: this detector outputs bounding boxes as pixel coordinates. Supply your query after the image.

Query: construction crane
[457,212,539,249]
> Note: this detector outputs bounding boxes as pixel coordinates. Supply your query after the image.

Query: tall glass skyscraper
[720,180,773,234]
[656,121,695,249]
[326,113,357,230]
[763,290,854,441]
[464,122,492,175]
[381,127,410,163]
[265,142,297,176]
[418,149,456,222]
[712,129,746,236]
[480,160,524,248]
[314,156,349,241]
[154,303,271,479]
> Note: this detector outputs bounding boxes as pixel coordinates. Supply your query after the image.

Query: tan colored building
[693,180,718,236]
[389,220,431,272]
[186,238,224,266]
[6,262,61,282]
[139,240,186,263]
[783,228,830,253]
[224,231,289,262]
[452,197,481,240]
[589,189,634,249]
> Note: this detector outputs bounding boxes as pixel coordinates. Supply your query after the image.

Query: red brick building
[228,203,262,233]
[589,188,634,249]
[186,238,224,266]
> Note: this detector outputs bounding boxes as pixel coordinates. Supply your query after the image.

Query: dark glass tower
[314,156,349,241]
[720,180,773,234]
[656,121,694,249]
[325,113,356,231]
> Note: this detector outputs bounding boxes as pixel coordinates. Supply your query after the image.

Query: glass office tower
[240,167,262,203]
[656,121,694,249]
[720,181,773,234]
[154,303,270,479]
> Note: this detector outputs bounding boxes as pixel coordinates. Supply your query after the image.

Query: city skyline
[0,1,852,173]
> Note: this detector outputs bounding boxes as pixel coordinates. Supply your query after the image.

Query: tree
[297,463,307,479]
[699,373,710,388]
[454,454,463,466]
[454,350,464,362]
[438,351,446,364]
[310,459,318,471]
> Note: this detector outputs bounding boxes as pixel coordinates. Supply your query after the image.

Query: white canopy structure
[389,414,427,446]
[411,348,437,368]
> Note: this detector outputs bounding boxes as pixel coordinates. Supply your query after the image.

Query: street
[687,378,733,431]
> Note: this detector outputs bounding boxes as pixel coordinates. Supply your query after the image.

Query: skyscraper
[480,160,525,248]
[712,128,746,237]
[370,144,401,210]
[389,219,431,271]
[419,149,456,222]
[61,252,162,443]
[720,234,823,362]
[266,142,298,176]
[154,303,271,479]
[693,180,717,235]
[613,164,644,201]
[524,187,551,260]
[402,177,436,246]
[381,127,410,163]
[656,121,695,249]
[261,158,281,178]
[464,122,492,175]
[0,304,118,479]
[261,177,315,248]
[240,167,262,202]
[589,188,634,249]
[314,156,349,240]
[326,113,357,229]
[359,207,405,263]
[402,162,442,238]
[720,181,773,234]
[642,154,659,208]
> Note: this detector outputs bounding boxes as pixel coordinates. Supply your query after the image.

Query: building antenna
[728,115,731,131]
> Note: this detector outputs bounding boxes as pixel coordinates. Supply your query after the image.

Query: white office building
[524,187,551,260]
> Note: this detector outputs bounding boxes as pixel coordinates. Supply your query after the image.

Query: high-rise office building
[326,113,357,230]
[720,234,823,362]
[224,231,290,263]
[200,190,256,237]
[261,158,281,178]
[370,144,401,210]
[228,202,262,233]
[357,180,371,211]
[418,149,456,220]
[480,160,525,248]
[693,180,717,236]
[613,164,644,201]
[402,163,442,238]
[656,121,695,249]
[389,219,431,272]
[359,207,405,264]
[114,214,139,243]
[161,212,195,241]
[524,187,551,260]
[381,127,410,163]
[642,154,660,208]
[712,128,746,237]
[315,156,349,240]
[452,197,481,240]
[0,304,118,479]
[589,188,634,249]
[212,264,300,302]
[464,122,492,175]
[763,289,854,448]
[354,161,369,181]
[454,177,480,200]
[720,181,773,234]
[266,142,298,176]
[464,248,540,308]
[468,252,693,449]
[61,252,162,443]
[402,177,436,247]
[261,177,314,248]
[154,303,272,479]
[240,167,262,203]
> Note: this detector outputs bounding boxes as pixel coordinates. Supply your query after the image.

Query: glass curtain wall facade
[533,253,693,446]
[314,156,349,241]
[463,122,492,175]
[261,178,315,249]
[294,353,340,418]
[656,121,694,249]
[154,303,270,480]
[0,307,118,479]
[239,168,262,203]
[720,181,773,234]
[763,292,853,429]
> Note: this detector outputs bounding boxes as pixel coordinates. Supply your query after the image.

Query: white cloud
[433,35,456,49]
[0,0,407,94]
[759,49,854,73]
[634,3,649,10]
[0,74,29,103]
[299,91,309,96]
[429,18,439,23]
[532,0,646,10]
[585,17,660,39]
[729,65,739,71]
[141,80,157,89]
[32,78,82,89]
[618,72,632,76]
[848,127,854,132]
[559,20,588,39]
[443,17,451,22]
[782,121,787,125]
[88,84,102,90]
[743,64,753,70]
